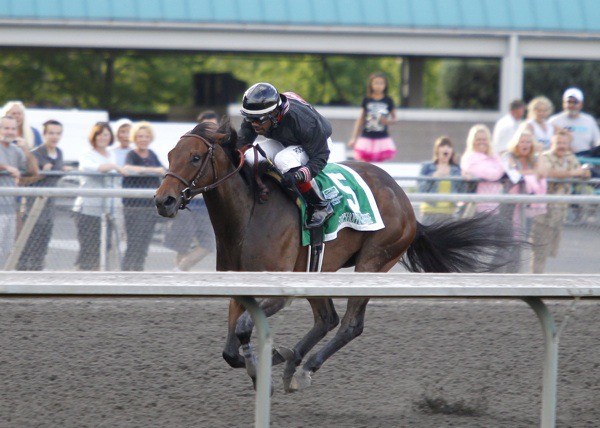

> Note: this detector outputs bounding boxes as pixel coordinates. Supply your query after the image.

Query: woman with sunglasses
[417,136,463,225]
[238,82,333,229]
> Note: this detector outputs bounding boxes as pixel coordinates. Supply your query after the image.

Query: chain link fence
[1,172,599,273]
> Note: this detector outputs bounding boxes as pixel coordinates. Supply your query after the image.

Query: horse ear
[213,132,229,145]
[214,115,237,147]
[217,115,231,134]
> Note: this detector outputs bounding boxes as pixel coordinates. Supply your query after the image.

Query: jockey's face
[249,117,272,135]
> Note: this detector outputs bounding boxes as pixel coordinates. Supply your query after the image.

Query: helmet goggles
[242,113,271,125]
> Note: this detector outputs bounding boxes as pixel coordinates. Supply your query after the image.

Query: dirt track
[1,297,599,427]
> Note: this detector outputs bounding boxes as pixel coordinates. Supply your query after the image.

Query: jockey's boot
[301,181,333,229]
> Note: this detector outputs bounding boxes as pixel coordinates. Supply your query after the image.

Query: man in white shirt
[0,116,38,263]
[492,99,525,155]
[549,87,600,155]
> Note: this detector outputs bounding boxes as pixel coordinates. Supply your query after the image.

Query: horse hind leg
[289,297,369,392]
[276,298,339,393]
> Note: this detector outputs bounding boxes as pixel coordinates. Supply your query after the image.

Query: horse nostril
[164,196,177,207]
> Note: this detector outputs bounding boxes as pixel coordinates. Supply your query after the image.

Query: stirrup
[305,202,333,229]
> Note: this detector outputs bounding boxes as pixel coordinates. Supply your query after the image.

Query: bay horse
[154,120,515,392]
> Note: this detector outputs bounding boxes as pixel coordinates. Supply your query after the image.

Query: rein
[164,133,252,210]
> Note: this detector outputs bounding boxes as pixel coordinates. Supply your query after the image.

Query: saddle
[247,144,325,272]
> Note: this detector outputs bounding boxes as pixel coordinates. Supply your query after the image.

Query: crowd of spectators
[0,103,217,272]
[0,87,598,273]
[418,87,597,272]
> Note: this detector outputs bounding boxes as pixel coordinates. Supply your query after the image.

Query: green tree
[524,60,600,118]
[0,49,404,115]
[440,59,500,109]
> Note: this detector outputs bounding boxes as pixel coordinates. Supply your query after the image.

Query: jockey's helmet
[241,82,282,124]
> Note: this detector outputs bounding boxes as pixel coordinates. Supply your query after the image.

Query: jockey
[238,82,334,229]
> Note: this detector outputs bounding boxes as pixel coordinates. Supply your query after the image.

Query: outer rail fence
[2,186,600,271]
[3,185,600,203]
[1,272,599,428]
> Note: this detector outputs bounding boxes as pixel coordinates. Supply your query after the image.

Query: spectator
[461,124,506,214]
[163,111,217,271]
[121,122,165,271]
[530,129,591,273]
[549,88,600,155]
[17,120,72,270]
[0,116,38,264]
[525,96,557,152]
[109,118,133,167]
[348,72,397,162]
[108,118,132,244]
[418,136,462,225]
[197,110,219,123]
[1,101,43,149]
[72,122,125,271]
[492,99,525,155]
[502,126,547,272]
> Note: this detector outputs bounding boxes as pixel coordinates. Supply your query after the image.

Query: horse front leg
[235,297,288,389]
[222,299,246,368]
[290,297,369,391]
[276,298,339,393]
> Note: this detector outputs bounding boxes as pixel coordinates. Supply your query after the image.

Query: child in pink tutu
[348,72,397,162]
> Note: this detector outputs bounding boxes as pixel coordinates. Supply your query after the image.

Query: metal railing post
[523,297,558,428]
[235,296,272,428]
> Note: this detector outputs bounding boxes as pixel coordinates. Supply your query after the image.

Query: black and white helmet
[241,82,282,120]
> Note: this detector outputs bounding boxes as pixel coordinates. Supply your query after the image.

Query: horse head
[154,120,238,218]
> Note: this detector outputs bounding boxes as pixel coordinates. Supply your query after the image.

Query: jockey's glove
[282,167,311,187]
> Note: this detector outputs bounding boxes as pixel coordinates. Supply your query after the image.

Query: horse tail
[400,212,520,273]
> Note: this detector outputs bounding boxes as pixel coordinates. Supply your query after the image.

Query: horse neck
[202,157,255,241]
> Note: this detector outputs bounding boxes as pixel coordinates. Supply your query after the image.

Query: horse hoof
[276,347,296,363]
[271,348,286,366]
[289,369,313,391]
[282,375,294,393]
[222,352,246,369]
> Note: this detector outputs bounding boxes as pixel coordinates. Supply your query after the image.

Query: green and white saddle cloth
[299,163,384,246]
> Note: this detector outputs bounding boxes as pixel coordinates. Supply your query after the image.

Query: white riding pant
[244,138,332,174]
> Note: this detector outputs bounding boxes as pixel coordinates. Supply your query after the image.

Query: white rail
[2,186,600,204]
[1,272,599,428]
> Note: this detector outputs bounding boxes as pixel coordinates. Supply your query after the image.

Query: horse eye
[191,155,202,163]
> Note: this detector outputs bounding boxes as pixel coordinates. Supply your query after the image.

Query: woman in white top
[525,96,556,152]
[73,122,125,270]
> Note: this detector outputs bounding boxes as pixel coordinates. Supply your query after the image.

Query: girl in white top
[525,96,556,152]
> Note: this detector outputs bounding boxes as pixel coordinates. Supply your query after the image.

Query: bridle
[164,133,252,210]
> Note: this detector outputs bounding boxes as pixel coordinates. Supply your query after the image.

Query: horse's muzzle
[154,194,179,218]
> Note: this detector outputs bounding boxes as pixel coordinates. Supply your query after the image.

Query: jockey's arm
[301,122,330,179]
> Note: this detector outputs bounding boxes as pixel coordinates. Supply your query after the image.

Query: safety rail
[2,186,600,204]
[1,271,599,428]
[2,169,599,185]
[3,186,600,272]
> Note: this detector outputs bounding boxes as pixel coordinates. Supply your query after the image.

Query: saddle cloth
[300,163,385,246]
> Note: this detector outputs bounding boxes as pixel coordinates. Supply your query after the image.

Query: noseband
[164,133,251,210]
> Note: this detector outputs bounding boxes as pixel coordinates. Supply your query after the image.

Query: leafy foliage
[0,49,401,114]
[524,60,600,117]
[440,59,500,110]
[1,49,598,118]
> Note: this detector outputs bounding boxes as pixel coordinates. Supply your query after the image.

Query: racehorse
[154,120,516,392]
